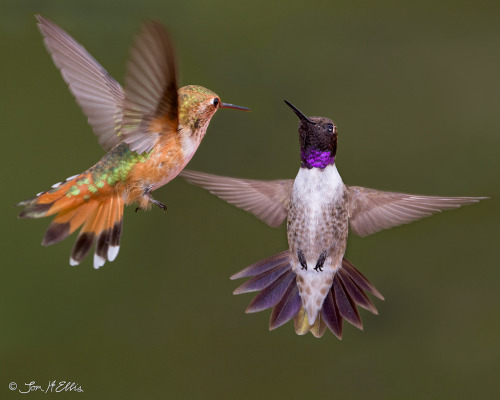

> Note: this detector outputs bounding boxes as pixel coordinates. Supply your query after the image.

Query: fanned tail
[231,251,384,338]
[17,173,123,268]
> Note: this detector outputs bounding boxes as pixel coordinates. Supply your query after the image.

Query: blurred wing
[36,15,125,151]
[347,186,486,237]
[180,170,294,227]
[122,21,178,154]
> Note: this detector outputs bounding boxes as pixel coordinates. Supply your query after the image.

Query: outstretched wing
[36,15,125,151]
[180,170,294,227]
[122,21,178,154]
[347,186,486,237]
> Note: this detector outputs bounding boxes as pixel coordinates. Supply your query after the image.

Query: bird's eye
[327,124,334,133]
[212,98,220,107]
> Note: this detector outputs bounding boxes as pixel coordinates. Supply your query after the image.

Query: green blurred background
[1,0,499,398]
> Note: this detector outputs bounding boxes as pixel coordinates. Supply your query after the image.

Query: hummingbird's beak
[284,100,315,124]
[220,102,250,111]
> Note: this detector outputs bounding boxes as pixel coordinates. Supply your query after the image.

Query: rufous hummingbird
[181,100,486,338]
[17,15,249,269]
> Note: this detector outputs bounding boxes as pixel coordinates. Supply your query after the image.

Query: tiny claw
[298,249,307,270]
[135,207,140,213]
[314,250,327,272]
[150,197,167,212]
[143,189,168,212]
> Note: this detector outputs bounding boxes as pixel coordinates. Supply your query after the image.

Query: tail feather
[96,195,123,266]
[70,196,124,268]
[337,268,378,314]
[341,258,384,300]
[71,203,106,267]
[42,201,98,246]
[246,270,295,313]
[18,175,124,268]
[18,174,86,219]
[95,198,115,267]
[230,250,290,279]
[232,252,383,338]
[107,202,123,261]
[332,276,363,330]
[310,313,328,338]
[292,307,328,337]
[269,279,301,330]
[233,263,289,294]
[294,307,311,335]
[18,201,55,219]
[321,290,343,339]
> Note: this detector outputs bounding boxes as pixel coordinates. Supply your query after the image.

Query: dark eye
[212,98,220,107]
[327,124,334,133]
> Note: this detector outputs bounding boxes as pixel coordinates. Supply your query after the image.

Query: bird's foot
[297,249,307,270]
[150,197,167,212]
[135,191,167,213]
[314,251,327,272]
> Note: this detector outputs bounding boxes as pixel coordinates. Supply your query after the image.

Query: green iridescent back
[88,142,152,191]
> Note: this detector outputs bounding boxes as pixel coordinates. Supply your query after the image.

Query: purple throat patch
[301,149,335,169]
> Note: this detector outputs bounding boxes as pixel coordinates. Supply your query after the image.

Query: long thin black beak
[284,100,315,124]
[220,102,250,111]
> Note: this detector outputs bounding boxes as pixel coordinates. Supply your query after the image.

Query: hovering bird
[181,100,486,338]
[17,15,249,269]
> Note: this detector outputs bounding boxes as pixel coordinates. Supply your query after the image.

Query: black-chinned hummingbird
[181,100,486,338]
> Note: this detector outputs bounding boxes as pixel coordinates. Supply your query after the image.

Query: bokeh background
[1,0,498,398]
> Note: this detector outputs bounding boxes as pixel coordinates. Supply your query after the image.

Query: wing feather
[348,186,486,237]
[122,21,178,154]
[36,15,125,151]
[180,170,294,227]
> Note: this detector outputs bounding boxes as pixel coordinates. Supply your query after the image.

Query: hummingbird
[181,100,486,338]
[17,15,249,269]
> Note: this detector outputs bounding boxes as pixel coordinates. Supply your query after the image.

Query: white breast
[288,163,346,267]
[291,164,344,209]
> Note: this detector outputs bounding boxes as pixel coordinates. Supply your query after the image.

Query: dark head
[284,100,337,170]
